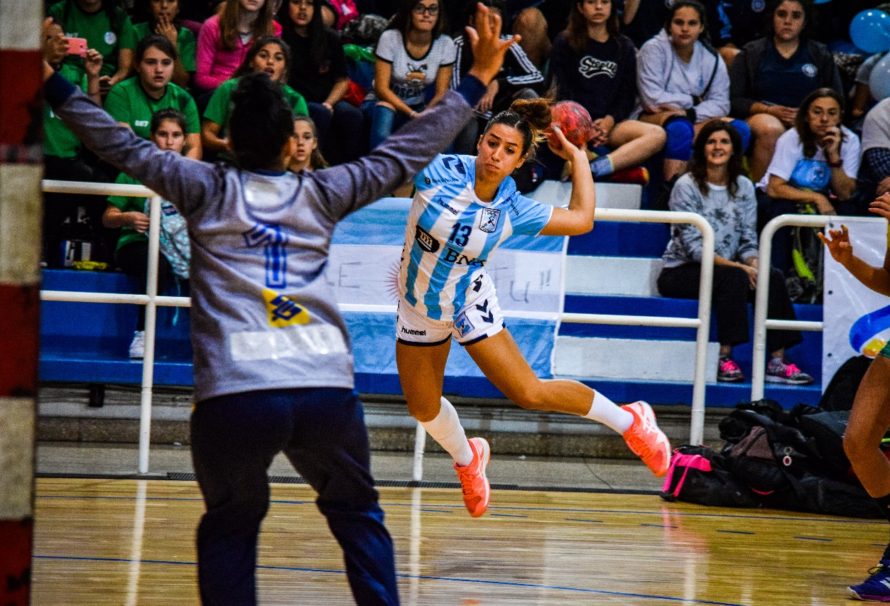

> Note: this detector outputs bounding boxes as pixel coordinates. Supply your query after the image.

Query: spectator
[279,0,365,164]
[729,0,842,182]
[658,120,813,385]
[194,0,281,96]
[133,0,197,88]
[711,0,773,68]
[507,1,572,72]
[42,19,112,267]
[636,0,751,183]
[288,115,329,172]
[102,109,191,359]
[364,0,455,149]
[48,0,137,95]
[451,0,543,155]
[104,35,203,159]
[851,51,889,127]
[550,0,665,180]
[620,0,670,49]
[859,98,890,202]
[202,36,308,157]
[757,87,861,274]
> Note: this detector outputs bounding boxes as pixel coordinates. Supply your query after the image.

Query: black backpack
[819,355,872,412]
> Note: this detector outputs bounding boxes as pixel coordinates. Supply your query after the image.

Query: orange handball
[548,101,595,149]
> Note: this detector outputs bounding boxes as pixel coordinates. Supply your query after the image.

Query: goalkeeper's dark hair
[229,72,295,170]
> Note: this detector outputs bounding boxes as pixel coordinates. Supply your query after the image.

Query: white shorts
[396,273,505,346]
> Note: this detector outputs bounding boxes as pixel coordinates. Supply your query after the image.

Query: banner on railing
[823,216,889,386]
[329,197,568,378]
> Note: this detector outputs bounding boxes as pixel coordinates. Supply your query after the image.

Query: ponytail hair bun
[229,72,295,170]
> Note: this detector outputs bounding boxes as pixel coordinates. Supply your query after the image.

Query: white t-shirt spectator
[757,126,861,193]
[371,29,456,107]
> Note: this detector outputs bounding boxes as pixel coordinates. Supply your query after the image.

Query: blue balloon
[870,53,890,101]
[851,10,890,54]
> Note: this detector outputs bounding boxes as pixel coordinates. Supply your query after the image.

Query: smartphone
[66,37,87,57]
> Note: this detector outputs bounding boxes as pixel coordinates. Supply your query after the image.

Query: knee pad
[729,119,752,153]
[663,117,694,161]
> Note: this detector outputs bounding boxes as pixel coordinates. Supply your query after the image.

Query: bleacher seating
[39,182,824,409]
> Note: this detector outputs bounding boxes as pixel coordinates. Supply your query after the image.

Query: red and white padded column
[0,2,44,604]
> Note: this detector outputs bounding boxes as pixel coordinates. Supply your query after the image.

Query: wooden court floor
[32,477,883,605]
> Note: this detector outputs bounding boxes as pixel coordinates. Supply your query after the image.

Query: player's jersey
[399,154,553,321]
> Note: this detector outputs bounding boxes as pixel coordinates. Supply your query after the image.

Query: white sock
[584,391,634,434]
[420,396,474,466]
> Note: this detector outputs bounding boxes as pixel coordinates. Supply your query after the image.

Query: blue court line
[36,493,882,526]
[33,554,745,605]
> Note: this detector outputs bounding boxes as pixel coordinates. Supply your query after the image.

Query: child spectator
[636,0,751,183]
[757,87,861,273]
[133,0,197,88]
[194,0,282,95]
[288,115,329,172]
[48,0,138,95]
[202,36,308,157]
[450,0,544,155]
[102,109,191,359]
[550,0,665,181]
[364,0,456,149]
[657,120,812,385]
[279,0,365,164]
[104,35,203,158]
[729,0,842,182]
[42,19,111,267]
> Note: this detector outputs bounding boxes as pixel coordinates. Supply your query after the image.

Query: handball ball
[548,101,595,149]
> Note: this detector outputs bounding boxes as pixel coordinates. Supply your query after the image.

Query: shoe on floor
[454,437,491,518]
[621,401,671,477]
[849,562,890,601]
[717,356,744,382]
[765,358,813,385]
[128,330,145,359]
[604,166,650,186]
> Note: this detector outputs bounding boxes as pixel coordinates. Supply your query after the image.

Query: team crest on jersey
[263,288,311,328]
[454,311,475,337]
[415,226,440,253]
[478,208,501,233]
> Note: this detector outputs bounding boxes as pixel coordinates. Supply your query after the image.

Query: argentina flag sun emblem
[479,208,500,233]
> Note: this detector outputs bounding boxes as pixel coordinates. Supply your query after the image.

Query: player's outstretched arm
[818,193,890,296]
[313,4,521,220]
[540,125,595,236]
[42,54,218,215]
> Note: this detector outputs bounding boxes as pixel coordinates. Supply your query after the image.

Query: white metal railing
[750,214,830,400]
[40,181,716,477]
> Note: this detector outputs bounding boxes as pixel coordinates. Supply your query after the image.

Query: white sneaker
[128,330,145,359]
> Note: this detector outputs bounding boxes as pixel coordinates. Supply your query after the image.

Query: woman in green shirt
[104,35,203,158]
[202,35,309,156]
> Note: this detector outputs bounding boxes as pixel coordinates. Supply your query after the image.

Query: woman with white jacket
[636,0,750,183]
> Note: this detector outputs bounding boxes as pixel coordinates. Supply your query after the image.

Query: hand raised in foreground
[465,3,520,86]
[817,224,853,267]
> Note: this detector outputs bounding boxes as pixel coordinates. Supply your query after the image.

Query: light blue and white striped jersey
[399,154,553,320]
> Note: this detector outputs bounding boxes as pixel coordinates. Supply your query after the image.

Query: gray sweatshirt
[636,30,730,121]
[46,73,481,401]
[661,173,758,268]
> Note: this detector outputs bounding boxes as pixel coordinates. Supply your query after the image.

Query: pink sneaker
[454,437,491,518]
[621,401,671,477]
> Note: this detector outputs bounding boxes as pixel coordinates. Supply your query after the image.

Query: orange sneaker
[621,401,671,477]
[454,437,491,517]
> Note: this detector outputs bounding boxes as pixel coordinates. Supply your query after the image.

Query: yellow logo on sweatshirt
[263,288,311,328]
